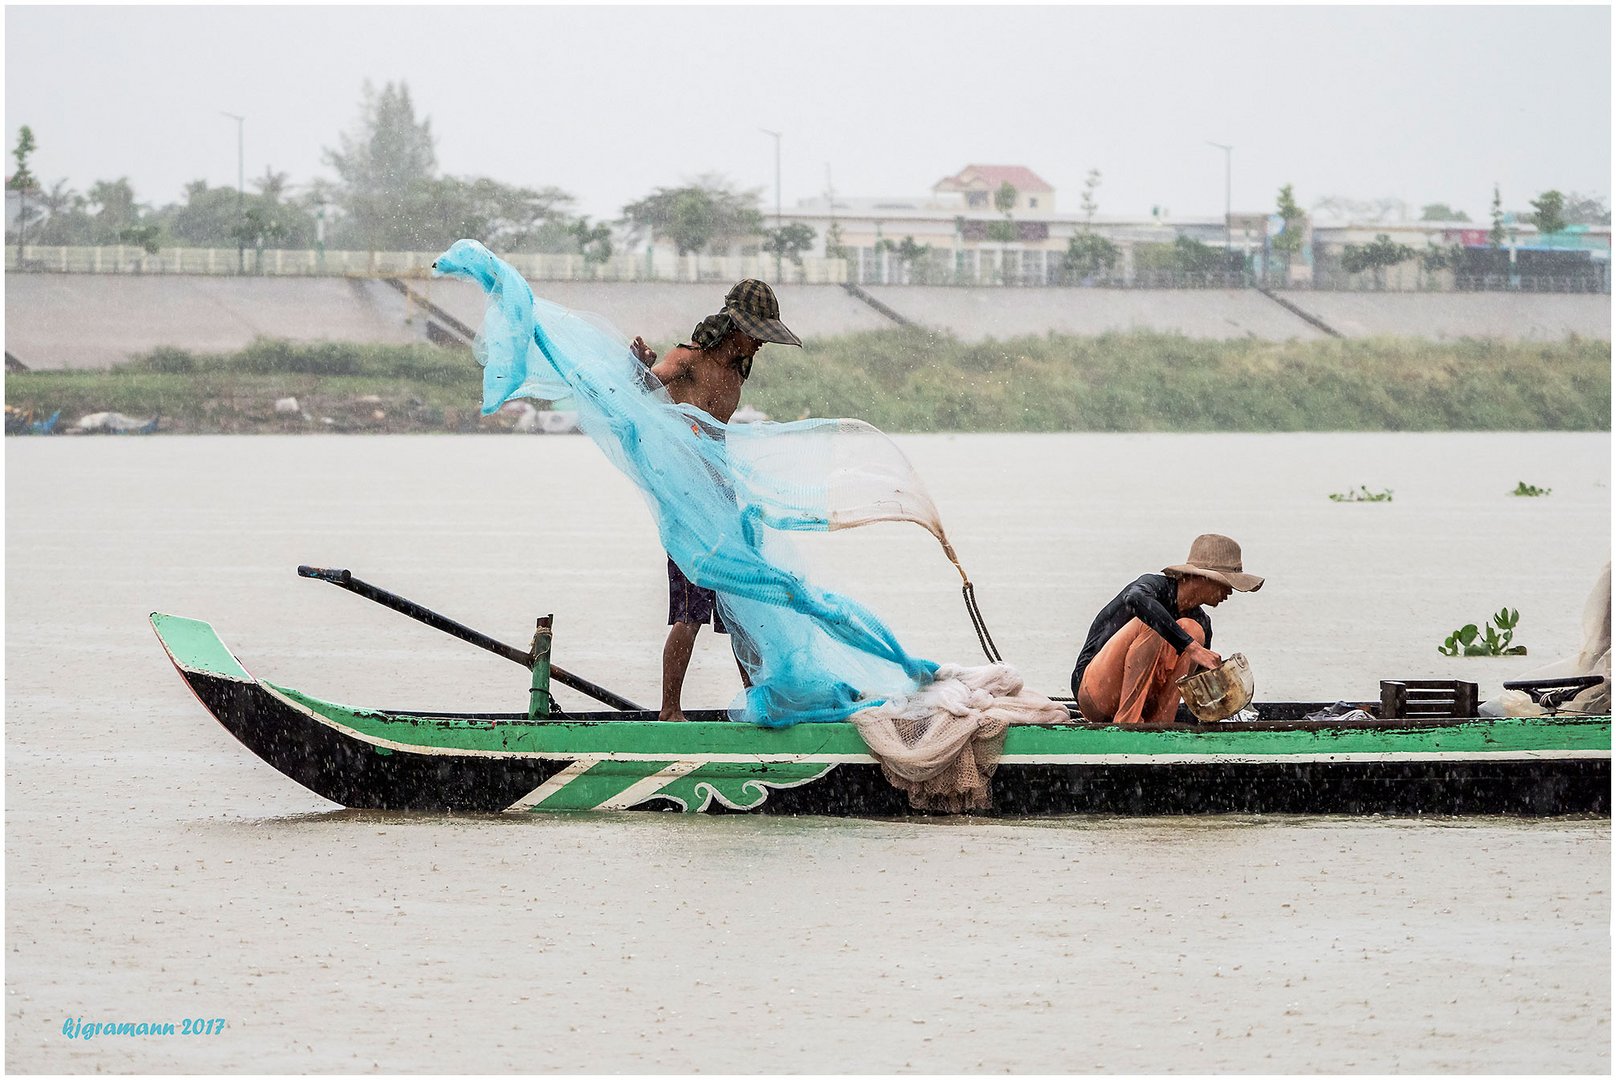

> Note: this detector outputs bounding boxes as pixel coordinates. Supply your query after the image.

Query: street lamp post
[1206,141,1233,256]
[315,197,326,273]
[760,128,781,281]
[222,111,245,274]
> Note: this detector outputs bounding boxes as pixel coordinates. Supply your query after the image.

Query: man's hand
[1184,641,1223,671]
[630,336,657,366]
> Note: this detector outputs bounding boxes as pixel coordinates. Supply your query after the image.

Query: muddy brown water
[7,432,1610,1072]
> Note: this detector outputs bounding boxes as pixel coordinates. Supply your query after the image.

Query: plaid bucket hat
[723,279,801,347]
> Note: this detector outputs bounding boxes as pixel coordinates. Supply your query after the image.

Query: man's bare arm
[643,341,690,387]
[632,335,682,386]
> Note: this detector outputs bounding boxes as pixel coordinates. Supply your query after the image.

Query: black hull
[188,671,1610,817]
[188,672,567,812]
[744,759,1610,817]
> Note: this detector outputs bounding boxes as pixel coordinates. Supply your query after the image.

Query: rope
[933,532,1003,664]
[962,581,1003,663]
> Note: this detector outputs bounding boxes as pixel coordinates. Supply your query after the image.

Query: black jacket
[1071,573,1212,697]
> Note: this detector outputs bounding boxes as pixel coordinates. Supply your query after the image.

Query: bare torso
[650,344,745,422]
[635,331,761,424]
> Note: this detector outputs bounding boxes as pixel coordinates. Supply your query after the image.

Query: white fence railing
[2,245,852,284]
[5,245,1609,293]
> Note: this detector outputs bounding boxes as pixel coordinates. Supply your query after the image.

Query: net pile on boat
[1482,560,1612,717]
[433,240,1066,805]
[854,663,1069,811]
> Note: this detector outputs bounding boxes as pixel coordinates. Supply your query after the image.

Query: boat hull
[154,613,1611,817]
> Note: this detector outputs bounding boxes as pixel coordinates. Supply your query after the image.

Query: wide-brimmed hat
[723,279,801,347]
[1164,533,1264,592]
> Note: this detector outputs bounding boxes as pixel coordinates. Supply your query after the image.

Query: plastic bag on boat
[1302,702,1372,723]
[1481,561,1612,717]
[432,239,945,725]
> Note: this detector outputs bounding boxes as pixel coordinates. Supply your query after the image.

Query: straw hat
[1164,533,1264,592]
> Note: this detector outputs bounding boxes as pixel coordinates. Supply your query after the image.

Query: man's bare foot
[659,709,688,722]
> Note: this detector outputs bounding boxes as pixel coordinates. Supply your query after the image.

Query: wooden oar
[296,565,646,712]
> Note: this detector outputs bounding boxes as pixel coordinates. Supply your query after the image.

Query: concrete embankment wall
[6,276,423,370]
[5,274,1609,370]
[1269,291,1611,342]
[863,286,1330,341]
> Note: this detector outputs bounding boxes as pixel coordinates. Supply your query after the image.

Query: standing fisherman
[629,280,802,721]
[1072,534,1264,725]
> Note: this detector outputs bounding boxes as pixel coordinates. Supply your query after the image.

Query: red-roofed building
[933,165,1055,213]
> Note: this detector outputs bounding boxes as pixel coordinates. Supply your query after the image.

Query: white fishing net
[854,663,1071,811]
[1481,561,1612,716]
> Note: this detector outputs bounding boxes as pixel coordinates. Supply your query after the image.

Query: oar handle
[300,564,529,665]
[296,565,647,712]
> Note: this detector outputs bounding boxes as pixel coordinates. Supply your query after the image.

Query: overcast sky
[5,4,1610,223]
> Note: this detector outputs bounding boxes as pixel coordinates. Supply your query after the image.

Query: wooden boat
[152,604,1610,818]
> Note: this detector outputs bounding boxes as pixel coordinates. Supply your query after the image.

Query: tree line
[5,81,800,265]
[7,81,1609,276]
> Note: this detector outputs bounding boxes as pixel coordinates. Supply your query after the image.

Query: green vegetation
[4,340,485,433]
[1530,190,1567,237]
[1340,234,1417,275]
[1328,486,1393,503]
[1439,608,1527,657]
[1079,169,1102,225]
[5,331,1610,435]
[762,222,818,269]
[1272,184,1305,256]
[747,330,1610,432]
[621,178,763,257]
[1061,233,1119,281]
[9,125,38,254]
[1511,481,1552,497]
[1420,203,1471,223]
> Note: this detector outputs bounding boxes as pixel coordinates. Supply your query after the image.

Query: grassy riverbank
[6,331,1609,433]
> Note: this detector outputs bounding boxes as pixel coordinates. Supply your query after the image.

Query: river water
[6,432,1610,1072]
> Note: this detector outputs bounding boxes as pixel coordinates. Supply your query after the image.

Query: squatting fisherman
[1072,533,1264,725]
[628,279,802,722]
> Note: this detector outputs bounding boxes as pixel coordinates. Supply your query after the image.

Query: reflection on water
[6,432,1610,1072]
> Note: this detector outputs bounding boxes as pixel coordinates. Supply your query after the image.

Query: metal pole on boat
[296,566,646,712]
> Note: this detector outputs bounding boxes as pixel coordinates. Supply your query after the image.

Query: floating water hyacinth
[1439,608,1528,657]
[1328,485,1393,502]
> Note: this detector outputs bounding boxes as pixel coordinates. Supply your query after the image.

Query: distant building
[1308,218,1610,289]
[768,164,1235,286]
[933,164,1056,213]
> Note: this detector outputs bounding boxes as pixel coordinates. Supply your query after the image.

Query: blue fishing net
[433,240,939,725]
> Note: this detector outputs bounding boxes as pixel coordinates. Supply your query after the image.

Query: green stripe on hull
[266,682,875,759]
[532,759,677,811]
[512,759,839,812]
[268,681,1608,764]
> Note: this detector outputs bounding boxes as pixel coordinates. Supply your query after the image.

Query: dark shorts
[667,556,728,634]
